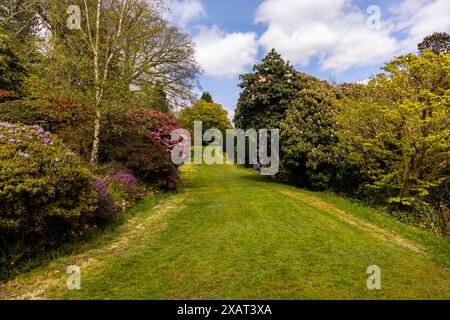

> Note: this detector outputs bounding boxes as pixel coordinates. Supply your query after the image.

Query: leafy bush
[0,122,101,268]
[336,52,450,206]
[92,178,117,223]
[280,81,338,190]
[0,98,94,157]
[101,109,183,189]
[103,170,150,211]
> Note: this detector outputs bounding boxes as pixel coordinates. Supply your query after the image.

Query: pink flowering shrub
[0,122,109,269]
[101,109,185,189]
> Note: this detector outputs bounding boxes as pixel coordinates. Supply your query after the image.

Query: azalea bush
[0,122,104,268]
[101,109,183,189]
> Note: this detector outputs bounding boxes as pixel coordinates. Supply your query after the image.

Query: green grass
[1,163,449,299]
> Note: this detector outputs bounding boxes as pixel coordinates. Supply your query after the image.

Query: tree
[31,0,200,164]
[0,30,27,95]
[336,51,450,207]
[178,100,232,135]
[418,32,450,54]
[200,91,213,102]
[280,80,338,189]
[234,49,312,130]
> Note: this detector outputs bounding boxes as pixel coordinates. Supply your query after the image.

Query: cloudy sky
[166,0,450,120]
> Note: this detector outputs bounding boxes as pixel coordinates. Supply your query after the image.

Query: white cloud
[255,0,450,73]
[390,0,450,51]
[166,0,206,27]
[193,26,258,78]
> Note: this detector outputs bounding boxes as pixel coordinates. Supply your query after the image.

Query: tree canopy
[336,51,450,206]
[233,49,312,130]
[200,92,213,103]
[179,100,232,135]
[418,32,450,54]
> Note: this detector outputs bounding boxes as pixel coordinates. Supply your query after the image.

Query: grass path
[1,163,449,299]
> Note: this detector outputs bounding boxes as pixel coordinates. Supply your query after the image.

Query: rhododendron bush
[101,109,185,189]
[0,122,113,269]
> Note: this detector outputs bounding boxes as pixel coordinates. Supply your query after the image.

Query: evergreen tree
[0,30,27,95]
[233,49,311,130]
[200,91,213,102]
[418,32,450,54]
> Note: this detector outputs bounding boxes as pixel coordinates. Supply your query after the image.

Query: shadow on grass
[0,192,171,282]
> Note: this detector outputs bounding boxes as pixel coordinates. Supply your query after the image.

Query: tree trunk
[90,108,101,165]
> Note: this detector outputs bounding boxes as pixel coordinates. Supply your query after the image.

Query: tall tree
[200,91,213,102]
[336,51,450,206]
[234,49,311,130]
[31,0,200,164]
[418,32,450,54]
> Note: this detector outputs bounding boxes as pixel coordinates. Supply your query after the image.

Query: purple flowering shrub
[92,178,117,222]
[0,122,104,268]
[101,170,151,211]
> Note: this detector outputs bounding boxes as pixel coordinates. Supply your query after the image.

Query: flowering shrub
[101,109,184,189]
[0,98,94,157]
[92,178,117,222]
[126,109,182,153]
[102,171,147,211]
[0,122,99,267]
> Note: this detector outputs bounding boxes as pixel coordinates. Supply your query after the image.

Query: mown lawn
[1,163,449,299]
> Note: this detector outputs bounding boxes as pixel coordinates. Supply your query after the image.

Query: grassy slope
[1,163,449,299]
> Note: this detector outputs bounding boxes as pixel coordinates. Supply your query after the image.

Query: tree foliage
[234,49,312,130]
[336,51,450,208]
[418,32,450,54]
[280,81,338,190]
[200,91,213,102]
[0,30,27,95]
[179,99,232,134]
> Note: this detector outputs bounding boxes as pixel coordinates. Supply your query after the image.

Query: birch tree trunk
[89,0,102,164]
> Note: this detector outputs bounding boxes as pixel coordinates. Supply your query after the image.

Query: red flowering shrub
[0,98,94,157]
[101,109,184,189]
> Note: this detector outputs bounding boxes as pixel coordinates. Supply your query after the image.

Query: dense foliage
[234,46,450,236]
[234,49,314,130]
[335,52,450,233]
[0,122,105,269]
[418,32,450,54]
[0,31,27,97]
[280,81,338,190]
[179,99,232,135]
[101,109,182,189]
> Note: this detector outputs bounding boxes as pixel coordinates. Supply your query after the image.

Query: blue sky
[167,0,450,119]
